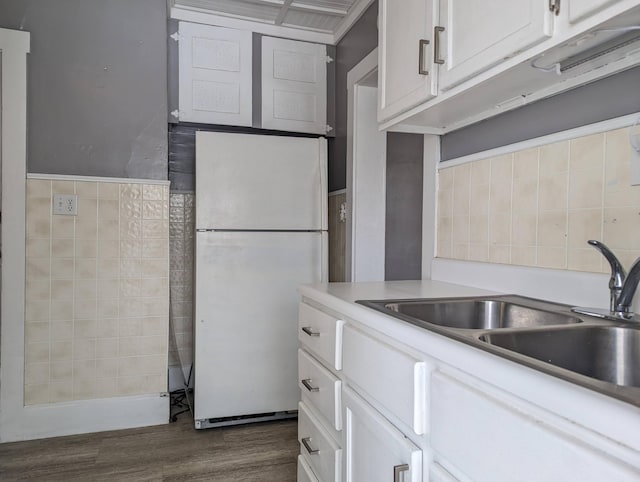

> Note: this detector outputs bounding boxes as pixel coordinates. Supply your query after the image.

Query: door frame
[346,48,387,282]
[0,28,29,442]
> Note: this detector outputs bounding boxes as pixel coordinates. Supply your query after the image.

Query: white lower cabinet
[298,455,320,482]
[298,292,640,482]
[343,386,422,482]
[342,323,427,435]
[430,371,640,481]
[299,401,342,482]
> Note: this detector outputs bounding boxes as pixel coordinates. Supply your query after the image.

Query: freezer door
[196,132,327,230]
[194,231,327,420]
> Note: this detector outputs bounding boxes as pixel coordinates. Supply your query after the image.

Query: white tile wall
[24,178,169,405]
[168,193,194,381]
[437,126,640,272]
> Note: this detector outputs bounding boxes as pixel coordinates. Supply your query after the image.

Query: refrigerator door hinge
[325,124,334,133]
[170,31,181,42]
[549,0,560,15]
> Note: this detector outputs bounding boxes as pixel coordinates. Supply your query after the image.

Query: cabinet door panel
[431,371,640,481]
[343,387,422,482]
[378,0,436,121]
[438,0,552,90]
[262,36,327,134]
[178,22,252,126]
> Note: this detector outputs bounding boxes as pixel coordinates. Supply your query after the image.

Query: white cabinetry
[297,302,344,481]
[342,324,426,435]
[178,22,252,126]
[261,36,328,135]
[377,0,437,121]
[437,0,553,90]
[567,0,620,23]
[343,387,422,482]
[177,23,328,134]
[298,284,640,482]
[430,371,640,481]
[377,0,640,131]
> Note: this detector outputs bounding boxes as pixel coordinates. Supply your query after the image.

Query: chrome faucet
[576,240,640,318]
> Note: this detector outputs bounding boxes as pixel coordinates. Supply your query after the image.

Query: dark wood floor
[0,413,298,481]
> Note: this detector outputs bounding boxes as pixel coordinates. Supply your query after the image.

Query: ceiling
[170,0,373,43]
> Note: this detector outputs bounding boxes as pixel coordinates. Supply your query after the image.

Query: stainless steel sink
[360,296,581,330]
[356,295,640,406]
[479,326,640,387]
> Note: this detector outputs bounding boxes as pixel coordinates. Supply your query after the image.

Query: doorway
[0,27,29,441]
[346,48,386,282]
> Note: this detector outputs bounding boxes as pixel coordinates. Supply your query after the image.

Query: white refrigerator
[193,131,328,428]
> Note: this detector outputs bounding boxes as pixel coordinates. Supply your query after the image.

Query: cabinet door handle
[434,26,445,65]
[301,437,319,455]
[302,326,320,337]
[301,378,319,392]
[418,39,430,75]
[394,464,410,482]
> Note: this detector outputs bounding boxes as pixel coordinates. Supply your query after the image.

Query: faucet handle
[588,240,626,289]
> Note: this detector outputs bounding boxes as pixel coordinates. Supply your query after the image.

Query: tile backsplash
[24,178,169,405]
[437,126,640,272]
[168,192,194,384]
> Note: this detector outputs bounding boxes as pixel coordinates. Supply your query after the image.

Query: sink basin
[480,326,640,387]
[372,298,581,330]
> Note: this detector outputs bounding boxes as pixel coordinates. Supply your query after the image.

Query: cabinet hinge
[170,31,180,42]
[325,124,334,133]
[323,55,334,64]
[170,109,181,119]
[549,0,561,15]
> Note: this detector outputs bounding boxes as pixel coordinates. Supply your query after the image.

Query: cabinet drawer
[299,401,342,482]
[298,454,320,482]
[431,371,640,481]
[299,303,344,370]
[342,324,426,435]
[299,349,342,431]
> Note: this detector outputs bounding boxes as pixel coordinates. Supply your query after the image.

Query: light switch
[53,194,78,216]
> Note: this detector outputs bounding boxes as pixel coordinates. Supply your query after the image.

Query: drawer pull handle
[434,26,445,65]
[301,378,319,392]
[301,437,319,455]
[302,326,320,337]
[418,39,430,75]
[394,464,410,482]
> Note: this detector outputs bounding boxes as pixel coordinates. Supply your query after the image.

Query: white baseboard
[1,394,169,443]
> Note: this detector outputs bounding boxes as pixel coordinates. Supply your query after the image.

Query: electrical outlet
[53,194,78,215]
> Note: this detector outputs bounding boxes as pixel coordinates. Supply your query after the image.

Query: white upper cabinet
[178,22,252,126]
[567,0,620,23]
[261,36,328,135]
[377,0,640,131]
[437,0,553,91]
[377,0,437,122]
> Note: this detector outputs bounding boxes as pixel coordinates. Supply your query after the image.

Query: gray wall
[330,1,378,192]
[0,0,168,179]
[441,66,640,161]
[385,132,423,280]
